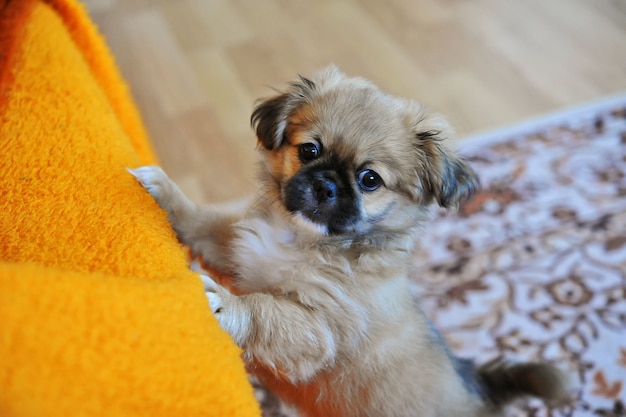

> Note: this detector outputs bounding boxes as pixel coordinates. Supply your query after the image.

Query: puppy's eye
[357,169,383,192]
[298,142,321,162]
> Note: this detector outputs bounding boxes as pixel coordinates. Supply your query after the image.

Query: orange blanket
[0,0,259,415]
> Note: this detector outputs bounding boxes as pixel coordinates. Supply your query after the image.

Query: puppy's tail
[476,358,571,408]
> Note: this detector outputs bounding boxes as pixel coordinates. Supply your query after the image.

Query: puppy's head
[251,66,478,236]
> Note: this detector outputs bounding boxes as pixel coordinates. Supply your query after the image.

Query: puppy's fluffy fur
[131,67,569,417]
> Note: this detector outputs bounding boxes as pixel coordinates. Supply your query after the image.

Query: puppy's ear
[432,147,479,208]
[250,76,317,150]
[411,114,479,208]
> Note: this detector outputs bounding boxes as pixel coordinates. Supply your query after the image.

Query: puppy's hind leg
[129,166,243,271]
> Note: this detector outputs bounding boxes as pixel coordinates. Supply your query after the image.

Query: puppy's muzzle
[284,166,360,234]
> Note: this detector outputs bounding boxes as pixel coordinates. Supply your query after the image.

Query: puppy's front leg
[129,166,241,270]
[201,276,336,382]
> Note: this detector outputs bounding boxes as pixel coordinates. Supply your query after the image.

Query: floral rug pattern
[257,97,626,417]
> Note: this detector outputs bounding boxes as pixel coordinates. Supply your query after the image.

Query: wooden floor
[85,0,626,203]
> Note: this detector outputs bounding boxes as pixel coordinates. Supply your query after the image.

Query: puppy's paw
[201,274,224,314]
[128,166,171,201]
[200,274,248,346]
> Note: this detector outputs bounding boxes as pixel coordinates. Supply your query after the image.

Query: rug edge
[457,92,626,153]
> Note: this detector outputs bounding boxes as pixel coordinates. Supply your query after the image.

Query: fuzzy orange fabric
[0,1,259,416]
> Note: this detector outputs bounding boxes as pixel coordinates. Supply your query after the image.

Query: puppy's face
[251,67,478,236]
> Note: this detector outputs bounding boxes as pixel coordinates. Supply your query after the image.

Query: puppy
[130,66,569,417]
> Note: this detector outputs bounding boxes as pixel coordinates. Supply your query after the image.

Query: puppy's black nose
[312,177,337,204]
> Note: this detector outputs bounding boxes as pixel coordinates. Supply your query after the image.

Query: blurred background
[84,0,626,204]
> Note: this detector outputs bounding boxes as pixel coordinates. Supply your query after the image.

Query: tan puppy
[130,67,569,417]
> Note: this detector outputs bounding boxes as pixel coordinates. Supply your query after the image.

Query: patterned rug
[255,95,626,417]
